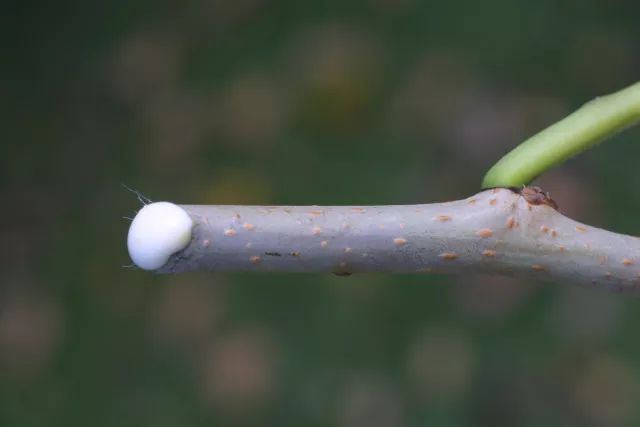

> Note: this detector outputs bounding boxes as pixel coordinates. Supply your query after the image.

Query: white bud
[127,202,193,270]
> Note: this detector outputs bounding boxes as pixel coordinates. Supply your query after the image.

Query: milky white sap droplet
[127,202,193,270]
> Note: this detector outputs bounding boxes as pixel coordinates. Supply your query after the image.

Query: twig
[127,188,640,295]
[482,81,640,188]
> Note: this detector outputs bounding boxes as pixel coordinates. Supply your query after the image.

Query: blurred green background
[3,0,640,425]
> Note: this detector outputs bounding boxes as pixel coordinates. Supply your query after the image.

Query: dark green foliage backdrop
[3,0,640,425]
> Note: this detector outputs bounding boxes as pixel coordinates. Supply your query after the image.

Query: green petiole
[481,81,640,189]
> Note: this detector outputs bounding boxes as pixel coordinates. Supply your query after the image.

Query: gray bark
[155,188,640,294]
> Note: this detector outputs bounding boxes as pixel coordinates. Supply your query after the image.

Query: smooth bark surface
[155,188,640,295]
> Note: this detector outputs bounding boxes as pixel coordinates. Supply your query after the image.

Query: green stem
[481,81,640,189]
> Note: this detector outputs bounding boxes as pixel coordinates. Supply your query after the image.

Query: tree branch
[128,188,640,295]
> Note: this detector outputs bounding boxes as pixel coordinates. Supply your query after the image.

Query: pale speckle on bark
[476,228,493,238]
[393,238,408,247]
